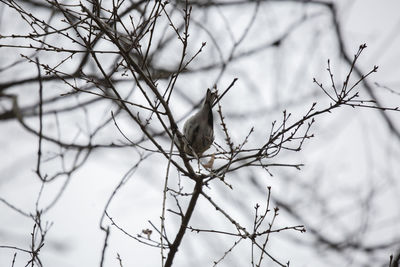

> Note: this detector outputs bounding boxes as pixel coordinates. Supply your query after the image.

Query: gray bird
[179,89,217,156]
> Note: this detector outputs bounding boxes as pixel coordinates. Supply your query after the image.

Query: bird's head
[204,88,217,107]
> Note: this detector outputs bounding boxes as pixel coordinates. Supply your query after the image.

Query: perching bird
[180,89,217,156]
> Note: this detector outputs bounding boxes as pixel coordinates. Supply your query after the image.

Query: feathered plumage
[181,89,217,156]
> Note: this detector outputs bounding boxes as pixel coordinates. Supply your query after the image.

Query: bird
[178,88,217,156]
